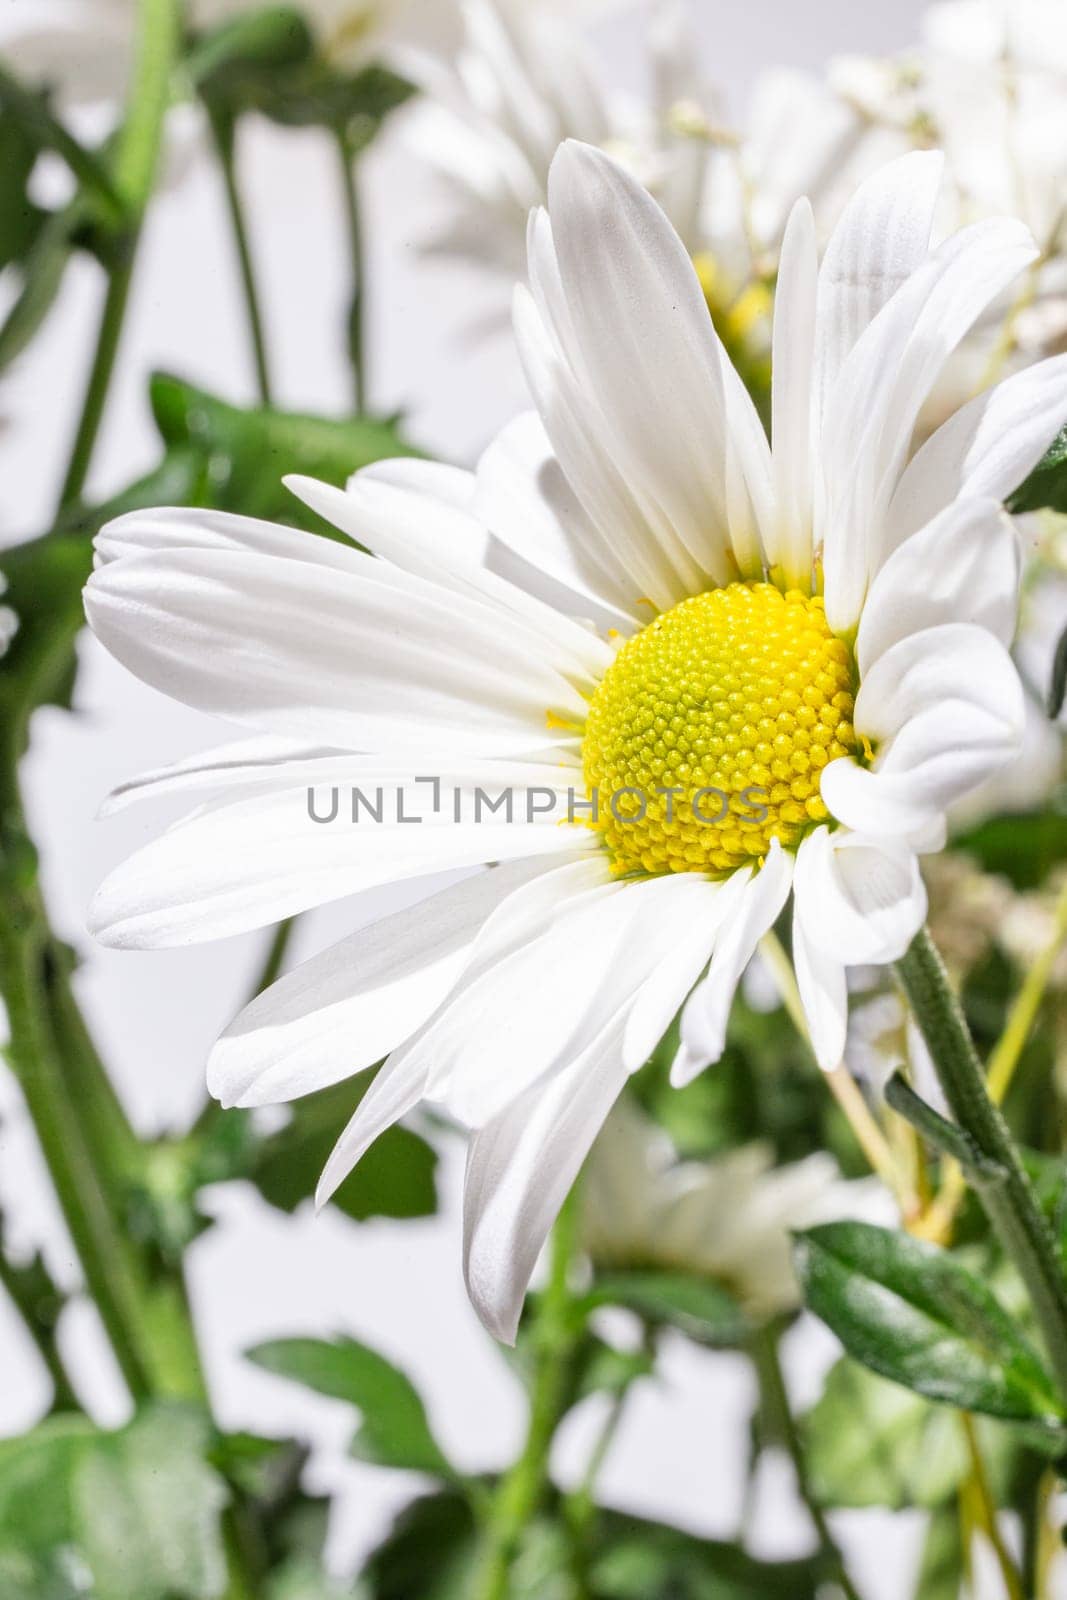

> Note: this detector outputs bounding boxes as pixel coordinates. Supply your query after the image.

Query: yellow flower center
[581,582,858,875]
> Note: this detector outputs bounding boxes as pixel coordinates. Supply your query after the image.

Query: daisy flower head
[84,143,1067,1342]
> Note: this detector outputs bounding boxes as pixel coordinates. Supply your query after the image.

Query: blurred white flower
[582,1099,879,1319]
[84,147,1061,1342]
[833,0,1067,387]
[404,0,882,350]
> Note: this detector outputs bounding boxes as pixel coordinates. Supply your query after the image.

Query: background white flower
[832,0,1067,391]
[83,143,1065,1342]
[404,0,882,357]
[582,1097,881,1319]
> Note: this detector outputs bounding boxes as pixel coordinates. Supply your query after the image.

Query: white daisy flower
[582,1098,879,1320]
[84,144,1066,1341]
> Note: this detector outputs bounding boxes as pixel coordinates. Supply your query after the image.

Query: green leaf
[148,371,420,531]
[582,1270,751,1348]
[190,7,316,102]
[913,1502,964,1600]
[72,1405,229,1600]
[802,1357,1022,1510]
[1009,424,1067,515]
[0,448,204,734]
[247,1336,455,1479]
[590,1509,828,1600]
[0,1405,229,1600]
[0,1414,96,1557]
[0,100,45,271]
[951,805,1067,891]
[356,1491,479,1600]
[247,1075,437,1224]
[795,1221,1065,1425]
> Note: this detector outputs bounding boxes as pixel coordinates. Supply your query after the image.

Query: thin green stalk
[208,108,273,404]
[751,1326,862,1600]
[474,1191,582,1600]
[960,1414,1023,1600]
[0,1244,78,1412]
[335,126,366,412]
[897,929,1067,1400]
[0,62,126,225]
[55,0,180,514]
[0,902,152,1401]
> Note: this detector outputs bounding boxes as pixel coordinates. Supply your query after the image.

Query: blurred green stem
[751,1326,861,1600]
[56,0,180,514]
[208,107,273,405]
[474,1190,582,1600]
[897,929,1067,1400]
[0,1242,77,1412]
[336,127,366,412]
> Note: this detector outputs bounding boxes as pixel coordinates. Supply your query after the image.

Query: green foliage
[149,371,420,531]
[952,806,1067,891]
[1009,424,1067,515]
[795,1221,1065,1427]
[247,1335,457,1479]
[0,1405,229,1599]
[243,1075,438,1224]
[0,103,43,264]
[356,1491,832,1600]
[190,7,414,142]
[582,1271,751,1349]
[803,1357,1018,1510]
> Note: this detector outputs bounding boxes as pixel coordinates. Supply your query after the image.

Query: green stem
[0,1243,78,1412]
[474,1191,582,1600]
[0,62,126,225]
[896,929,1067,1400]
[335,127,366,412]
[208,108,273,405]
[0,894,152,1401]
[751,1326,862,1600]
[55,0,180,515]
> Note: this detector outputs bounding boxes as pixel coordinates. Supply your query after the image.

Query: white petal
[94,505,368,571]
[99,735,337,814]
[206,860,551,1109]
[88,784,594,947]
[85,546,587,756]
[793,825,927,967]
[357,456,480,510]
[474,412,641,626]
[314,1049,432,1210]
[821,216,1038,631]
[462,1010,629,1343]
[676,843,794,1083]
[856,497,1020,677]
[622,877,737,1070]
[823,624,1026,835]
[885,354,1067,547]
[290,470,614,684]
[536,142,745,590]
[792,909,848,1072]
[813,150,944,420]
[410,873,689,1128]
[771,198,818,589]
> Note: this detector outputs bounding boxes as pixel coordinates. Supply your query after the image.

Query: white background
[0,2,994,1593]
